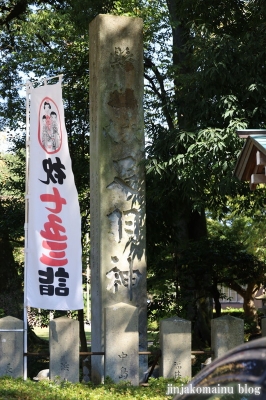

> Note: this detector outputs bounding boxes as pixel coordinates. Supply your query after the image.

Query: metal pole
[23,81,31,380]
[12,74,64,90]
[86,233,90,323]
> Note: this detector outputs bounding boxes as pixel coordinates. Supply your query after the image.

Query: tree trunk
[193,296,212,348]
[212,285,222,317]
[227,281,260,333]
[177,206,212,347]
[0,216,22,319]
[242,284,260,333]
[78,309,88,352]
[166,0,194,131]
[0,235,20,293]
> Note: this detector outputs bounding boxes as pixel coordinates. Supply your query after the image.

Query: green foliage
[0,1,92,303]
[147,319,159,332]
[216,307,245,319]
[147,216,266,335]
[143,1,266,345]
[27,309,78,329]
[0,376,187,399]
[144,0,266,218]
[180,237,265,288]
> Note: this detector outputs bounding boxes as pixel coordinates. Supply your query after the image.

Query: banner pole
[12,74,64,90]
[23,81,31,380]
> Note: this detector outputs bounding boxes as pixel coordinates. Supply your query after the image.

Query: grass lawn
[33,326,49,341]
[0,376,186,399]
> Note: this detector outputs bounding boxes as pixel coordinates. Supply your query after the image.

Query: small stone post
[105,302,139,385]
[159,316,191,379]
[0,316,23,378]
[49,316,79,382]
[211,315,244,359]
[89,14,147,383]
[261,318,266,337]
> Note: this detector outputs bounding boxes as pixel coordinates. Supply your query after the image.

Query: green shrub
[148,320,159,332]
[0,376,188,399]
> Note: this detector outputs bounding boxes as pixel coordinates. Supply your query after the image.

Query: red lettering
[40,214,67,241]
[42,240,67,250]
[40,187,66,213]
[48,251,66,258]
[40,254,68,267]
[39,186,69,270]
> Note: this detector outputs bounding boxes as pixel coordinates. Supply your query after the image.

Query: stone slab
[49,316,79,382]
[0,316,23,378]
[159,316,191,379]
[262,317,266,337]
[211,315,244,359]
[105,302,139,385]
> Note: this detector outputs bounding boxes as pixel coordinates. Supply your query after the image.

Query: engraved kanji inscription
[110,47,134,70]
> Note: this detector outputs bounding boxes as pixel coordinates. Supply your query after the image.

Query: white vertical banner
[27,82,84,310]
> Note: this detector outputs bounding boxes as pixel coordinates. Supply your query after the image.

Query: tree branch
[144,56,174,131]
[35,33,53,50]
[0,0,28,26]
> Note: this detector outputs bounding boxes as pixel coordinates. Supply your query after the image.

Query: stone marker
[105,302,139,385]
[261,317,266,337]
[89,14,147,383]
[82,357,90,383]
[211,315,244,359]
[0,316,23,378]
[49,316,79,382]
[159,316,191,379]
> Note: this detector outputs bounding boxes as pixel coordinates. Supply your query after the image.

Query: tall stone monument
[89,14,147,383]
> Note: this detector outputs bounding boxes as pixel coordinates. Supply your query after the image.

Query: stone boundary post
[261,317,266,337]
[105,302,139,385]
[0,316,23,378]
[49,316,79,382]
[159,316,191,379]
[211,315,244,359]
